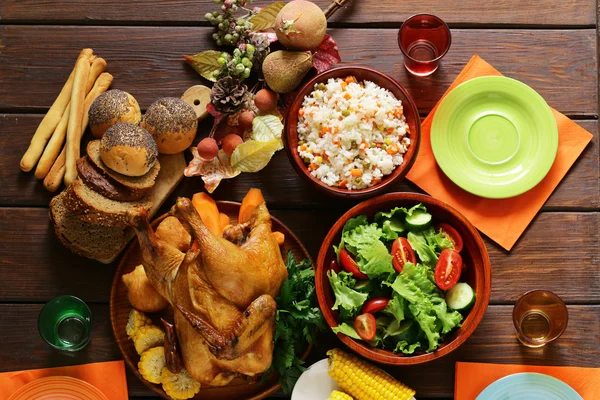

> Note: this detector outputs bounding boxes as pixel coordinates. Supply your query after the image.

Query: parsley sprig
[262,251,326,394]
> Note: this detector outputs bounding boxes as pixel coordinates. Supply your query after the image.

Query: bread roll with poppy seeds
[100,123,158,177]
[89,89,141,139]
[140,97,198,154]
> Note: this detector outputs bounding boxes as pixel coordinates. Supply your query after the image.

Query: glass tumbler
[513,290,568,348]
[38,295,92,351]
[398,14,451,76]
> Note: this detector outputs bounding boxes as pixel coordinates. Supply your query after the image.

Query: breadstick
[64,56,91,186]
[35,57,107,179]
[43,73,113,192]
[19,48,93,172]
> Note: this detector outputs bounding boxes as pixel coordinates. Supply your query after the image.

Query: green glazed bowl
[431,76,558,199]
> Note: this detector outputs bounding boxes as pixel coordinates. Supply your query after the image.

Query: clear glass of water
[513,290,568,348]
[38,295,92,351]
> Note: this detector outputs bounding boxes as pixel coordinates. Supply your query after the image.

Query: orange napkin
[406,55,593,250]
[455,361,600,399]
[0,361,128,399]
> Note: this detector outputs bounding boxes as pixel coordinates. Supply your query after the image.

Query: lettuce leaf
[336,219,395,278]
[422,227,454,251]
[383,293,406,323]
[334,215,369,256]
[386,263,463,351]
[394,340,421,355]
[355,239,395,278]
[332,323,361,340]
[327,270,367,316]
[407,231,438,266]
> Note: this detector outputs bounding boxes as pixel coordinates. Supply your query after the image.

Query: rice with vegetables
[297,76,410,190]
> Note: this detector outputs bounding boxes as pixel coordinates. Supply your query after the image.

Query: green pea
[342,110,351,117]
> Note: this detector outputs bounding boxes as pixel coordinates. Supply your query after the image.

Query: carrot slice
[239,188,265,223]
[219,213,230,234]
[192,192,222,235]
[273,231,285,246]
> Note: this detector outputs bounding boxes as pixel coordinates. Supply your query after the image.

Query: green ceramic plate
[431,76,558,198]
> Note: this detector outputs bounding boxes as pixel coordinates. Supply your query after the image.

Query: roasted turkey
[127,197,288,386]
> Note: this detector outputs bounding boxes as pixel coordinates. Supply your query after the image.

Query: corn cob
[329,390,354,400]
[327,349,415,400]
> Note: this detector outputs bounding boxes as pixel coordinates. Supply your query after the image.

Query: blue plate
[477,373,583,400]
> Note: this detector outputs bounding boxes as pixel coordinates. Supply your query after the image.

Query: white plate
[291,359,340,400]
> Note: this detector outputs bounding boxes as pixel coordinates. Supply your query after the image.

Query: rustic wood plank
[0,208,598,303]
[2,304,598,398]
[0,0,595,26]
[1,115,597,209]
[0,27,596,116]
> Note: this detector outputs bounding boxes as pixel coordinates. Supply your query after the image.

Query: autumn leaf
[311,34,342,73]
[249,1,285,32]
[185,147,240,193]
[184,50,222,82]
[252,115,284,150]
[230,139,282,172]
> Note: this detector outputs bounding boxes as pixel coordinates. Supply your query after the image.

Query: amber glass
[398,14,451,77]
[513,290,568,348]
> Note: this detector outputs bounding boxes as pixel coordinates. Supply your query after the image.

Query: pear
[275,0,327,51]
[262,50,313,94]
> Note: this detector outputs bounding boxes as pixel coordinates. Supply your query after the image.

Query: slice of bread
[64,179,152,227]
[86,140,160,191]
[50,191,127,262]
[77,156,145,201]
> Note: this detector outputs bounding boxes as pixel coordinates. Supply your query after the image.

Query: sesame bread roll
[89,90,141,139]
[99,122,158,177]
[140,97,198,154]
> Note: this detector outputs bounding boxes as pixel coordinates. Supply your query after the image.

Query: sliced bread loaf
[86,140,160,191]
[64,178,152,227]
[77,156,144,201]
[50,191,127,262]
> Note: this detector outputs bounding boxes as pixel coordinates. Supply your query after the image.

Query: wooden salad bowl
[110,201,313,400]
[315,192,492,365]
[284,65,421,199]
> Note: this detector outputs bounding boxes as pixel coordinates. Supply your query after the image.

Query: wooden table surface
[1,1,599,398]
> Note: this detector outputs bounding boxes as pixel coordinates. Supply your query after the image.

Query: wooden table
[1,1,598,398]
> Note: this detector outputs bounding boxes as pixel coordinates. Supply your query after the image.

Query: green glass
[38,295,92,351]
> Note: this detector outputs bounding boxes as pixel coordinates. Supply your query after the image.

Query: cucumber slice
[405,209,433,230]
[445,282,475,311]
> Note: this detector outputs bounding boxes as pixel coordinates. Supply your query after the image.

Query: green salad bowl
[315,192,491,365]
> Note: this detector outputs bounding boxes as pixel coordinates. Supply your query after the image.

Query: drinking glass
[398,14,451,77]
[38,295,92,351]
[513,290,568,348]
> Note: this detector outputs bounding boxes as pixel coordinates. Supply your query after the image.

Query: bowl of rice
[285,66,421,198]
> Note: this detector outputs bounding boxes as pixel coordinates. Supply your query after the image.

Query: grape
[233,48,241,57]
[235,63,245,73]
[217,57,227,65]
[216,15,224,23]
[212,33,219,40]
[216,39,223,46]
[213,11,220,16]
[246,44,255,55]
[218,22,225,30]
[224,33,233,42]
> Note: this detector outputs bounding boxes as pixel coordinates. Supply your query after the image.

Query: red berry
[238,111,255,131]
[197,137,218,160]
[254,89,278,113]
[222,134,243,157]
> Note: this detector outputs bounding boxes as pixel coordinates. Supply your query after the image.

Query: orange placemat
[406,55,593,250]
[0,360,128,400]
[455,361,600,399]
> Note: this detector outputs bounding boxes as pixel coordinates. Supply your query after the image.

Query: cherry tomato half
[329,259,342,274]
[362,297,390,314]
[391,237,416,273]
[437,223,464,253]
[339,248,368,280]
[434,249,463,290]
[354,313,377,341]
